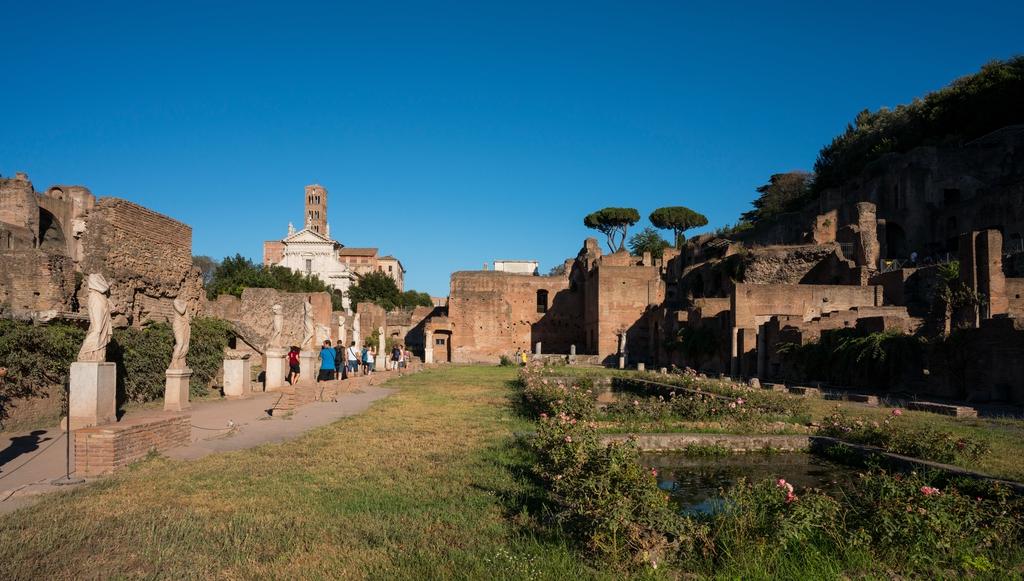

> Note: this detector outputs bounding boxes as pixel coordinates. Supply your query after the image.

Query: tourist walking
[287,346,301,385]
[317,340,336,383]
[346,341,360,375]
[334,342,345,379]
[365,345,376,375]
[391,344,403,376]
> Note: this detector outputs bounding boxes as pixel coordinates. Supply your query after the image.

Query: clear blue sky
[3,1,1022,296]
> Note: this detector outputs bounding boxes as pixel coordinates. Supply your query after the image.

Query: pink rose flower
[892,409,902,416]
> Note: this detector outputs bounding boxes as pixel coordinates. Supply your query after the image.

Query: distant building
[337,247,379,277]
[493,260,539,275]
[431,296,448,308]
[378,255,405,291]
[263,184,408,313]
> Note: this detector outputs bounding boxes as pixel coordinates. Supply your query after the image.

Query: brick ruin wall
[732,283,881,329]
[79,197,202,326]
[449,271,581,363]
[587,264,663,363]
[208,288,333,353]
[0,250,76,311]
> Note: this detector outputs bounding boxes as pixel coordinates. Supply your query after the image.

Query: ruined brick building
[438,126,1024,403]
[0,172,203,325]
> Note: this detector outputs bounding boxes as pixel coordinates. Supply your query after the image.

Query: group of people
[306,340,411,383]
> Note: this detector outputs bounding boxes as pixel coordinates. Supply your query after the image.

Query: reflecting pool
[641,452,861,514]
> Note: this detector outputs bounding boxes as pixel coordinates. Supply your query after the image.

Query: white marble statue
[268,304,284,348]
[77,273,113,362]
[169,297,191,370]
[353,313,361,345]
[301,297,315,349]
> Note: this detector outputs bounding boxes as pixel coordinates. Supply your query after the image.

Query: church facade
[262,184,404,313]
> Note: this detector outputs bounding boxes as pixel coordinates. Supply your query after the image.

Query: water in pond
[640,453,861,514]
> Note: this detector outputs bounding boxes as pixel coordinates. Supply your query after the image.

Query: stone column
[424,330,434,364]
[164,368,192,412]
[69,362,117,429]
[266,347,288,391]
[299,350,316,386]
[378,326,386,371]
[339,322,347,349]
[730,327,739,377]
[569,344,576,356]
[756,324,767,378]
[637,362,646,372]
[223,352,252,400]
[534,342,542,356]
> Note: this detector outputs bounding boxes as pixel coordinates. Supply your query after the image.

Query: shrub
[532,416,683,569]
[519,364,596,421]
[614,370,808,422]
[0,320,84,420]
[109,317,233,401]
[186,317,234,396]
[498,355,516,367]
[819,405,990,465]
[109,323,175,403]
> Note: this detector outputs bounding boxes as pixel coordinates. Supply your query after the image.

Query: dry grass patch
[0,367,608,581]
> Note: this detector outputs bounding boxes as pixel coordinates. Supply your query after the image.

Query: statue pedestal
[69,362,117,430]
[266,348,288,391]
[298,350,316,386]
[223,356,251,400]
[164,368,192,412]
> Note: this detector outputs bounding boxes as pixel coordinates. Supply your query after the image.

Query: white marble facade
[272,225,355,312]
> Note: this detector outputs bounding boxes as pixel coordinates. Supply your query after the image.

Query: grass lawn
[0,367,618,581]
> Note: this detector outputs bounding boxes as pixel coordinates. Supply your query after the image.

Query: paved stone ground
[0,383,397,514]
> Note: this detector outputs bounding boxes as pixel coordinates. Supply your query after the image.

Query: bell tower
[304,184,327,235]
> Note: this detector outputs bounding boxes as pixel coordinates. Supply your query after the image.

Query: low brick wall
[601,433,811,452]
[75,413,191,477]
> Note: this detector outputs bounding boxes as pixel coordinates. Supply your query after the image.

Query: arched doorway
[885,223,908,259]
[38,208,67,252]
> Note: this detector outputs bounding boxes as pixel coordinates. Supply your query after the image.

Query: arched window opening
[537,290,548,313]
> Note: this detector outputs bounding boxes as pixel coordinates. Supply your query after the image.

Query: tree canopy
[206,254,344,311]
[583,207,640,253]
[192,255,219,286]
[648,206,708,247]
[740,171,815,224]
[347,271,434,311]
[813,56,1024,193]
[627,226,670,259]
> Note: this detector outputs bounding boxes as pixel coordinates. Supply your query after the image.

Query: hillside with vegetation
[737,56,1024,226]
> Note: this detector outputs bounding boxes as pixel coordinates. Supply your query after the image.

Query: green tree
[648,206,709,247]
[347,271,401,311]
[192,255,219,287]
[740,171,815,224]
[206,254,344,311]
[627,226,670,258]
[583,207,640,253]
[548,263,567,276]
[398,290,434,309]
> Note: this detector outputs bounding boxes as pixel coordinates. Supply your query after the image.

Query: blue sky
[3,1,1022,296]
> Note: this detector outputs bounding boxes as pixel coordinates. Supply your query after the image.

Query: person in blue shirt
[317,340,336,383]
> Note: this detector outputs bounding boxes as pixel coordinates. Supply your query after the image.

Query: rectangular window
[389,265,393,271]
[435,338,445,346]
[305,259,312,273]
